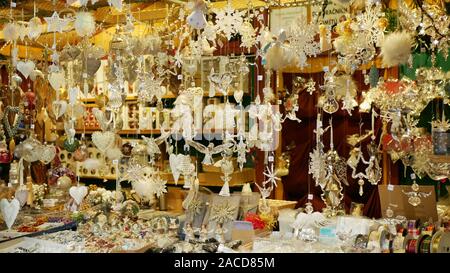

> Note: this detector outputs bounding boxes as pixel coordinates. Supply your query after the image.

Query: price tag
[388,184,394,191]
[30,124,35,129]
[257,75,263,81]
[308,194,313,200]
[11,2,16,8]
[268,156,274,162]
[177,74,183,80]
[112,160,119,165]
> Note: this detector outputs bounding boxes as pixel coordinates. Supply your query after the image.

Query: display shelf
[429,154,450,164]
[79,168,255,188]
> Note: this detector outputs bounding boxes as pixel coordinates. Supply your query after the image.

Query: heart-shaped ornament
[86,58,101,77]
[92,131,115,153]
[69,186,88,205]
[39,144,56,165]
[52,100,68,120]
[0,198,20,229]
[16,60,35,79]
[48,71,66,91]
[63,138,79,152]
[15,189,28,208]
[169,153,186,184]
[3,106,23,138]
[234,89,244,103]
[27,17,43,40]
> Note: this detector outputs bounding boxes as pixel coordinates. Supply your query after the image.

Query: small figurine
[214,223,226,244]
[199,224,209,242]
[184,222,195,242]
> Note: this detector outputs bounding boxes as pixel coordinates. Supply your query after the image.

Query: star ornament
[45,12,72,33]
[431,118,450,131]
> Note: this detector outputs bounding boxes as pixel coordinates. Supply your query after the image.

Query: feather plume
[381,32,413,67]
[74,12,96,37]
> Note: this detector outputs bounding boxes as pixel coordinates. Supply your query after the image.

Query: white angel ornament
[186,0,208,30]
[186,140,233,165]
[141,130,170,158]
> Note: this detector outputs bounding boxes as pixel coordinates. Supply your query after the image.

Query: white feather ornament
[82,158,102,171]
[3,23,19,42]
[264,43,298,71]
[74,12,96,37]
[105,147,122,161]
[381,32,413,67]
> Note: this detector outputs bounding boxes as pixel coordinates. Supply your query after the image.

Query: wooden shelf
[79,168,255,188]
[429,154,450,164]
[79,90,246,104]
[72,128,236,135]
[74,129,162,135]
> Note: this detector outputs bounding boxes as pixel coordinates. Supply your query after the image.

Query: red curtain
[280,71,399,218]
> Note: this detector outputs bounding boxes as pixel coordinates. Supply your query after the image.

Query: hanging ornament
[187,0,208,30]
[27,17,43,40]
[74,12,96,37]
[402,173,432,207]
[44,11,72,33]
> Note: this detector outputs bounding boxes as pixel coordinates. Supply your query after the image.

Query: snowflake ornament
[239,21,257,51]
[263,164,281,187]
[286,15,321,69]
[210,201,237,224]
[350,2,384,47]
[150,174,167,197]
[213,3,245,40]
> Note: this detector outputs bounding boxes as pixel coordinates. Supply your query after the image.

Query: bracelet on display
[418,234,432,253]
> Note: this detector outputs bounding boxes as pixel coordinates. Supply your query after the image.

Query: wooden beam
[0,43,48,61]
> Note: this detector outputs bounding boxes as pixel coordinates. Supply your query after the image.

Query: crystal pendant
[358,178,364,196]
[408,195,421,207]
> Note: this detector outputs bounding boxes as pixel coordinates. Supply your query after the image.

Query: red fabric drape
[280,71,392,218]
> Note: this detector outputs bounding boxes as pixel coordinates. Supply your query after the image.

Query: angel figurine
[141,130,170,158]
[214,223,227,244]
[199,224,210,242]
[186,0,208,30]
[186,140,233,165]
[183,222,195,242]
